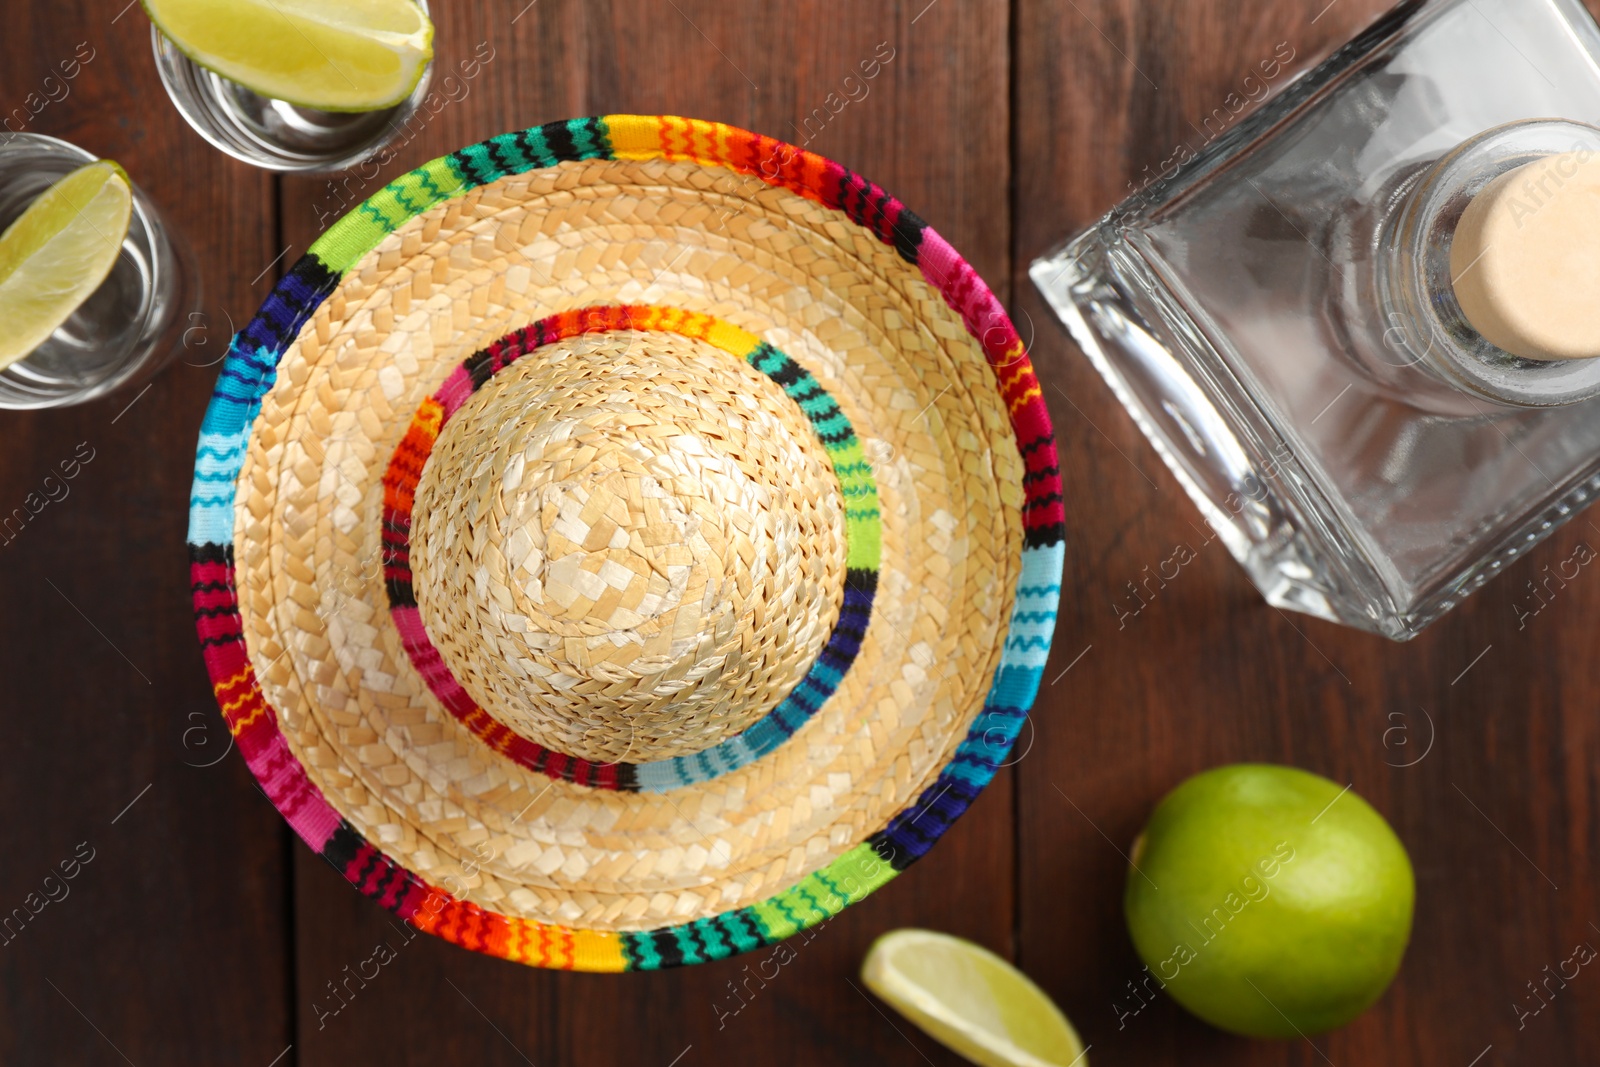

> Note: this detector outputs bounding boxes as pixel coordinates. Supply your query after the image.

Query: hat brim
[189,115,1065,971]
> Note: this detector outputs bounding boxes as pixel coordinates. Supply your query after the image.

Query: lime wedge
[862,930,1087,1067]
[142,0,434,112]
[0,161,133,372]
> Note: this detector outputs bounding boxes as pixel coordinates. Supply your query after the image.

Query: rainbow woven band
[188,115,1067,971]
[380,304,882,793]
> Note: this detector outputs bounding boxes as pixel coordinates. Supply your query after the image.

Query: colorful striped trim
[380,304,881,793]
[187,115,1066,971]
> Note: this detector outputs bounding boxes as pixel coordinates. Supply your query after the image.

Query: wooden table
[2,1,1596,1063]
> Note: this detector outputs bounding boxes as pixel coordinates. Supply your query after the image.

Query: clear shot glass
[0,133,195,410]
[149,0,433,173]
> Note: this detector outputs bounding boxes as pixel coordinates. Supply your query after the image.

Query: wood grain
[0,2,290,1064]
[5,0,1600,1063]
[1015,1,1600,1065]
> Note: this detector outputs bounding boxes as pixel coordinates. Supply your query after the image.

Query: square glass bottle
[1033,0,1600,639]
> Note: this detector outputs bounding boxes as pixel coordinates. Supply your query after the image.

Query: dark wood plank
[0,3,291,1064]
[1015,1,1600,1065]
[30,0,1600,1062]
[275,2,1011,1065]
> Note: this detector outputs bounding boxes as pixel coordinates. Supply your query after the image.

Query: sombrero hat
[188,115,1065,972]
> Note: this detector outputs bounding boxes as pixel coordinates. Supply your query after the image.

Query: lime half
[0,161,133,371]
[863,929,1087,1067]
[142,0,434,112]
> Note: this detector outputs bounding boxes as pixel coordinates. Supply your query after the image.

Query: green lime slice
[142,0,434,113]
[863,929,1087,1067]
[0,161,134,372]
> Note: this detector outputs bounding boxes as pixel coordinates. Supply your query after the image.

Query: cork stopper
[1451,151,1600,362]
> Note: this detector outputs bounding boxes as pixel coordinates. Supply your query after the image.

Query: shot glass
[0,133,195,410]
[150,0,433,173]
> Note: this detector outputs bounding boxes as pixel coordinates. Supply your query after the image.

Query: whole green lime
[1124,764,1414,1039]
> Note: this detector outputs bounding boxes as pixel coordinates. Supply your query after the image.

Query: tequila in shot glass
[0,133,194,410]
[150,0,434,173]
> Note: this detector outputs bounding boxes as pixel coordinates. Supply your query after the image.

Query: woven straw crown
[404,317,850,766]
[189,115,1065,971]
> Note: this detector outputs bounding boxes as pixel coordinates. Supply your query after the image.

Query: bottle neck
[1377,119,1600,408]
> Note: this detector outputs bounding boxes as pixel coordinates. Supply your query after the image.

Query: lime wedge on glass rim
[141,0,434,113]
[863,929,1087,1067]
[0,161,133,372]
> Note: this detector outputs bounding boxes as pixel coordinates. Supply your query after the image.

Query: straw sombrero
[188,115,1065,971]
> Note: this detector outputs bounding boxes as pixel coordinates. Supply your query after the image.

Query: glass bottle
[0,133,194,409]
[1032,0,1600,639]
[149,0,433,173]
